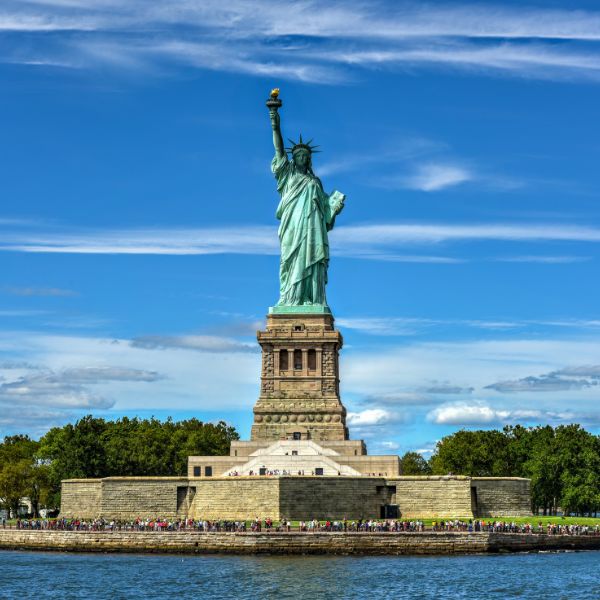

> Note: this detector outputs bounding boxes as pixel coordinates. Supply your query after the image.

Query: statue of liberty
[267,89,345,312]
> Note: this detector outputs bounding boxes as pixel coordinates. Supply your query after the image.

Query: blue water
[1,550,599,599]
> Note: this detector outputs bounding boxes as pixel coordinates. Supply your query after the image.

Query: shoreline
[2,530,600,556]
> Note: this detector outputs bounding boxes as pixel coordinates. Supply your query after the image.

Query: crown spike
[285,134,322,155]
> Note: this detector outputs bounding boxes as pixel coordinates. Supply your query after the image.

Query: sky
[1,0,600,457]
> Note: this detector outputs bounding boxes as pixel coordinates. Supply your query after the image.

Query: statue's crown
[286,134,320,155]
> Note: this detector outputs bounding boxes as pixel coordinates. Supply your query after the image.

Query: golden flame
[270,88,280,98]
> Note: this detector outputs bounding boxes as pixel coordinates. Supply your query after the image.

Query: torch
[266,88,282,112]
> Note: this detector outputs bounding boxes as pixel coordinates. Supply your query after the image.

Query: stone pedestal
[251,312,348,442]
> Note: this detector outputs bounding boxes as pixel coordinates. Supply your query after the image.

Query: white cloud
[317,137,444,177]
[423,384,474,395]
[0,331,261,413]
[59,366,163,383]
[401,163,472,191]
[333,223,600,245]
[496,255,592,264]
[0,225,278,255]
[2,222,600,260]
[362,392,434,406]
[428,402,511,425]
[0,408,75,438]
[336,315,600,337]
[379,441,400,451]
[486,364,600,393]
[4,1,600,41]
[0,365,163,409]
[0,309,50,317]
[4,286,78,297]
[327,42,600,82]
[2,1,600,81]
[342,338,600,418]
[130,334,256,353]
[0,377,113,409]
[346,408,396,426]
[336,317,430,336]
[427,401,578,426]
[356,254,465,264]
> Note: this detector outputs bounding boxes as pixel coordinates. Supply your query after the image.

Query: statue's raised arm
[267,88,285,159]
[265,89,345,312]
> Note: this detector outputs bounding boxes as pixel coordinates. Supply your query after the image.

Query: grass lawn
[3,516,599,528]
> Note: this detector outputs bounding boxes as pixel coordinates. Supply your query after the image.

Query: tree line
[0,416,239,517]
[2,420,599,518]
[400,424,600,516]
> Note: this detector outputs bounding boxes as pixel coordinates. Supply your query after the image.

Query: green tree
[0,435,40,517]
[554,425,600,516]
[37,415,240,506]
[28,462,53,517]
[430,429,511,476]
[400,452,432,475]
[524,427,560,514]
[0,460,30,517]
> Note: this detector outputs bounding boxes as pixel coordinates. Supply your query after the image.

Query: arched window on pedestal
[308,349,316,371]
[280,349,289,370]
[294,349,302,370]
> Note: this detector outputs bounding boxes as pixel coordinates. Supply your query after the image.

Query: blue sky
[1,0,600,457]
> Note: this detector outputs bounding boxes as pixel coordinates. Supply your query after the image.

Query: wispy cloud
[0,408,75,438]
[4,286,78,297]
[342,338,600,406]
[2,1,600,82]
[58,366,163,383]
[336,317,432,336]
[347,408,402,426]
[485,364,600,392]
[0,365,163,410]
[130,334,256,353]
[0,330,261,426]
[2,221,600,259]
[427,401,575,426]
[397,163,472,191]
[360,392,435,406]
[0,373,113,409]
[379,440,400,451]
[422,384,475,395]
[317,137,445,177]
[337,315,600,337]
[0,225,278,255]
[0,309,50,317]
[333,223,600,246]
[496,255,592,264]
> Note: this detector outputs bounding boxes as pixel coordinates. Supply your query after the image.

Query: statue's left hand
[329,190,346,217]
[330,191,345,215]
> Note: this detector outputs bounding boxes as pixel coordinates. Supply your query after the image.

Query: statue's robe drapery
[272,154,344,306]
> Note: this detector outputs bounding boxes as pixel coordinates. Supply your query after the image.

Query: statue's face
[293,149,310,171]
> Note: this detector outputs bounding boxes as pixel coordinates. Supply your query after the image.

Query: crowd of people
[431,519,600,535]
[5,517,600,536]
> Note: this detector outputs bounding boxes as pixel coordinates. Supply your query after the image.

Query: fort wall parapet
[61,475,532,521]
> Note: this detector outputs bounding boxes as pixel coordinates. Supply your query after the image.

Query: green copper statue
[267,89,345,312]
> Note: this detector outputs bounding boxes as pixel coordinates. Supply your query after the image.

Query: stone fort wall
[472,478,532,517]
[61,476,531,520]
[61,479,102,518]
